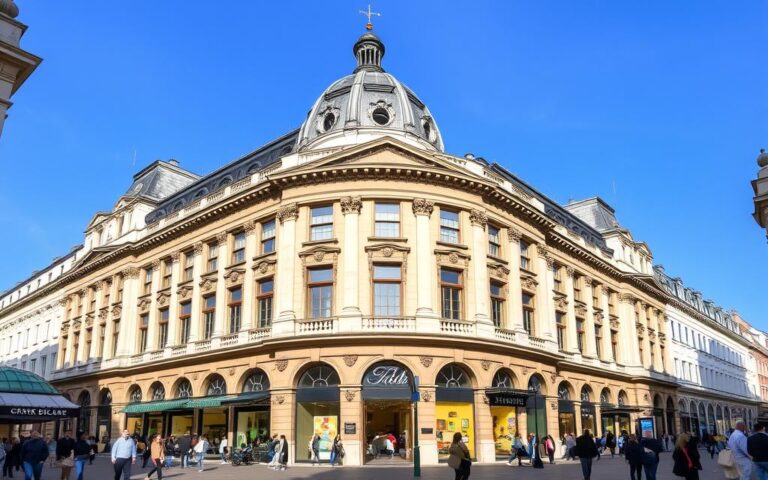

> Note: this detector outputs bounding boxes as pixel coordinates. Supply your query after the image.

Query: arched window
[150,382,165,401]
[175,379,193,399]
[128,386,142,403]
[558,382,571,400]
[436,364,471,388]
[243,369,271,392]
[581,385,592,403]
[618,390,628,406]
[492,369,514,389]
[600,388,611,405]
[78,391,91,432]
[528,375,543,394]
[653,395,663,408]
[206,374,227,396]
[299,365,340,388]
[100,389,112,406]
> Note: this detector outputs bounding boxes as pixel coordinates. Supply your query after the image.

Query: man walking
[176,431,191,469]
[575,429,599,480]
[729,421,752,480]
[749,423,768,480]
[110,430,136,480]
[20,431,47,480]
[640,430,663,480]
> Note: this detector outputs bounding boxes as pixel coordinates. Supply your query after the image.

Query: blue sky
[1,1,766,327]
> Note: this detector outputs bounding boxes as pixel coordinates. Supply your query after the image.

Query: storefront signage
[363,365,411,386]
[486,391,529,407]
[344,422,356,435]
[421,427,433,434]
[0,406,79,417]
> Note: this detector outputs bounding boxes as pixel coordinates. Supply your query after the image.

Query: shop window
[435,364,475,460]
[440,268,462,320]
[258,279,274,328]
[374,203,400,237]
[261,219,276,254]
[373,265,401,316]
[207,375,227,396]
[308,267,333,319]
[439,209,460,243]
[296,365,340,462]
[310,205,333,241]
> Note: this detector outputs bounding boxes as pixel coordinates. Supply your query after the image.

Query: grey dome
[297,32,444,153]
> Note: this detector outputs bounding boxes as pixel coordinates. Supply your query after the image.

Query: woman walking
[507,432,525,466]
[45,434,57,468]
[193,435,208,473]
[309,434,320,465]
[673,434,702,480]
[73,432,91,480]
[448,432,471,480]
[277,435,288,471]
[145,434,165,480]
[545,435,556,464]
[330,435,343,466]
[624,434,644,480]
[218,436,228,464]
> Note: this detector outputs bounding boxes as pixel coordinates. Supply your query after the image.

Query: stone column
[413,199,438,328]
[75,291,88,364]
[167,251,181,345]
[213,232,228,336]
[506,227,525,333]
[535,245,554,340]
[474,389,495,463]
[564,268,579,353]
[340,196,363,324]
[619,294,640,366]
[241,221,257,332]
[116,267,140,356]
[470,209,493,336]
[639,304,651,369]
[189,243,204,341]
[338,386,363,466]
[583,277,598,358]
[274,203,299,336]
[145,260,161,350]
[89,282,104,359]
[101,277,118,359]
[601,290,614,363]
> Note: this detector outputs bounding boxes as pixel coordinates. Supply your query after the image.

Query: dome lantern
[757,148,768,168]
[354,32,385,73]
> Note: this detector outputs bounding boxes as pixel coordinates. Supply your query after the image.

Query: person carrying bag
[672,434,702,480]
[448,432,471,480]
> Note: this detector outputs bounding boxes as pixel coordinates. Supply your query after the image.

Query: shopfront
[361,361,413,463]
[557,382,576,439]
[435,363,475,461]
[229,369,271,448]
[295,364,340,462]
[96,390,113,452]
[526,375,547,441]
[580,386,596,435]
[486,371,526,461]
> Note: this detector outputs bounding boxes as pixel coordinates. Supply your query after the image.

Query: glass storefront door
[200,408,228,453]
[126,415,143,436]
[147,415,164,438]
[490,406,517,459]
[234,409,270,449]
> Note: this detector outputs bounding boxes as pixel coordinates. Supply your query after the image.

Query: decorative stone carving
[224,269,244,286]
[481,360,492,371]
[192,373,198,380]
[469,209,487,228]
[488,263,510,280]
[521,275,538,290]
[382,247,394,257]
[419,356,433,368]
[575,304,587,316]
[610,319,620,330]
[594,312,604,324]
[122,267,140,279]
[137,298,151,311]
[536,244,549,258]
[216,232,228,245]
[344,390,356,402]
[199,278,216,293]
[556,295,568,310]
[448,253,459,264]
[193,242,204,255]
[421,390,432,402]
[313,251,325,262]
[550,401,558,409]
[151,260,161,271]
[277,203,299,223]
[340,196,362,215]
[620,293,635,304]
[522,367,530,376]
[550,372,558,384]
[157,293,169,306]
[274,395,285,405]
[275,360,288,372]
[565,266,575,278]
[177,285,193,299]
[412,198,434,217]
[643,393,649,401]
[343,355,358,367]
[228,368,236,376]
[583,276,593,287]
[243,220,257,234]
[546,256,556,270]
[170,251,181,262]
[365,244,410,280]
[111,306,122,318]
[507,227,522,243]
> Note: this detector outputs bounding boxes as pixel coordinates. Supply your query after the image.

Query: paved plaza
[21,451,736,480]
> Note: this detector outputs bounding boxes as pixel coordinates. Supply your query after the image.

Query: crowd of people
[0,430,97,480]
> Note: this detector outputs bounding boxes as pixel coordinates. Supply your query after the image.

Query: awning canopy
[122,399,190,414]
[121,391,272,413]
[221,391,269,405]
[601,406,644,415]
[0,392,80,423]
[184,395,237,409]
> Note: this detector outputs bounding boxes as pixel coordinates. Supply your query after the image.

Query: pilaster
[339,196,363,328]
[412,199,439,329]
[167,252,181,344]
[534,244,554,340]
[116,267,140,356]
[469,209,492,335]
[583,277,598,358]
[506,227,525,333]
[242,221,258,331]
[189,243,204,341]
[564,268,579,353]
[275,203,299,335]
[601,290,614,363]
[146,260,161,350]
[213,232,228,336]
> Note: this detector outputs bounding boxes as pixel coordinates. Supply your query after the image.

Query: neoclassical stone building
[2,27,760,465]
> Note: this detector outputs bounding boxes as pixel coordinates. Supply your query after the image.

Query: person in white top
[194,436,209,473]
[727,421,751,480]
[218,437,228,464]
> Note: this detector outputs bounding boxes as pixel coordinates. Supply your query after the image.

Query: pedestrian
[594,435,601,462]
[0,440,5,479]
[507,432,524,466]
[671,433,701,480]
[56,431,75,480]
[330,435,343,466]
[564,432,576,460]
[640,430,663,480]
[266,434,279,469]
[20,431,47,480]
[448,432,471,480]
[163,436,175,469]
[727,421,752,480]
[575,429,599,480]
[545,435,556,464]
[145,434,164,480]
[309,434,320,465]
[86,437,96,466]
[5,438,20,478]
[664,434,670,452]
[72,432,91,480]
[218,436,228,464]
[176,432,191,469]
[748,423,768,480]
[44,435,56,468]
[277,435,288,471]
[140,435,152,469]
[624,434,644,480]
[193,435,208,472]
[527,433,536,465]
[110,430,136,480]
[606,431,616,458]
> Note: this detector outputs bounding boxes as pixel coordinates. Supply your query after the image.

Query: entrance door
[363,400,412,464]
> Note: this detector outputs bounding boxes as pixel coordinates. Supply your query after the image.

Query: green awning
[184,395,236,409]
[221,391,269,405]
[122,399,190,414]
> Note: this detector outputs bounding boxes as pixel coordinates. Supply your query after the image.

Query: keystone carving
[481,360,492,371]
[419,356,433,368]
[340,196,362,215]
[277,203,299,223]
[421,390,432,402]
[343,355,358,367]
[412,198,434,217]
[583,276,593,287]
[170,251,181,262]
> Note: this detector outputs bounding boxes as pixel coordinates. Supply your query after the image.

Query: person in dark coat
[575,429,599,480]
[672,433,701,480]
[4,438,20,478]
[20,431,48,480]
[176,431,191,469]
[624,434,644,480]
[56,431,75,480]
[606,431,616,458]
[640,431,664,480]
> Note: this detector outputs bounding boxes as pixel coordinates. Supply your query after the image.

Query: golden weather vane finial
[359,4,381,31]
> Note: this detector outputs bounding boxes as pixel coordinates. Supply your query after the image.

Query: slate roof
[123,160,200,202]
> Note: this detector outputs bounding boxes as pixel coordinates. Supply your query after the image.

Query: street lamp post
[412,375,421,477]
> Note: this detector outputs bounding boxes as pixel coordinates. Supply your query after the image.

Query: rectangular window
[77,295,84,315]
[162,259,173,289]
[576,319,585,353]
[179,301,192,344]
[203,296,216,340]
[594,324,602,358]
[89,289,96,312]
[592,283,599,307]
[440,268,462,320]
[553,265,563,292]
[439,209,460,243]
[139,313,149,352]
[228,287,242,333]
[573,275,582,302]
[207,243,219,272]
[488,225,501,257]
[650,341,656,368]
[158,308,169,348]
[30,358,36,373]
[522,293,534,334]
[116,276,124,302]
[143,267,153,295]
[40,355,47,375]
[490,281,504,327]
[556,312,566,350]
[374,203,400,237]
[183,250,194,281]
[373,265,402,316]
[611,330,619,361]
[310,205,334,241]
[261,219,276,253]
[520,240,530,270]
[308,267,333,318]
[258,279,274,328]
[111,320,120,357]
[103,281,111,306]
[232,232,246,264]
